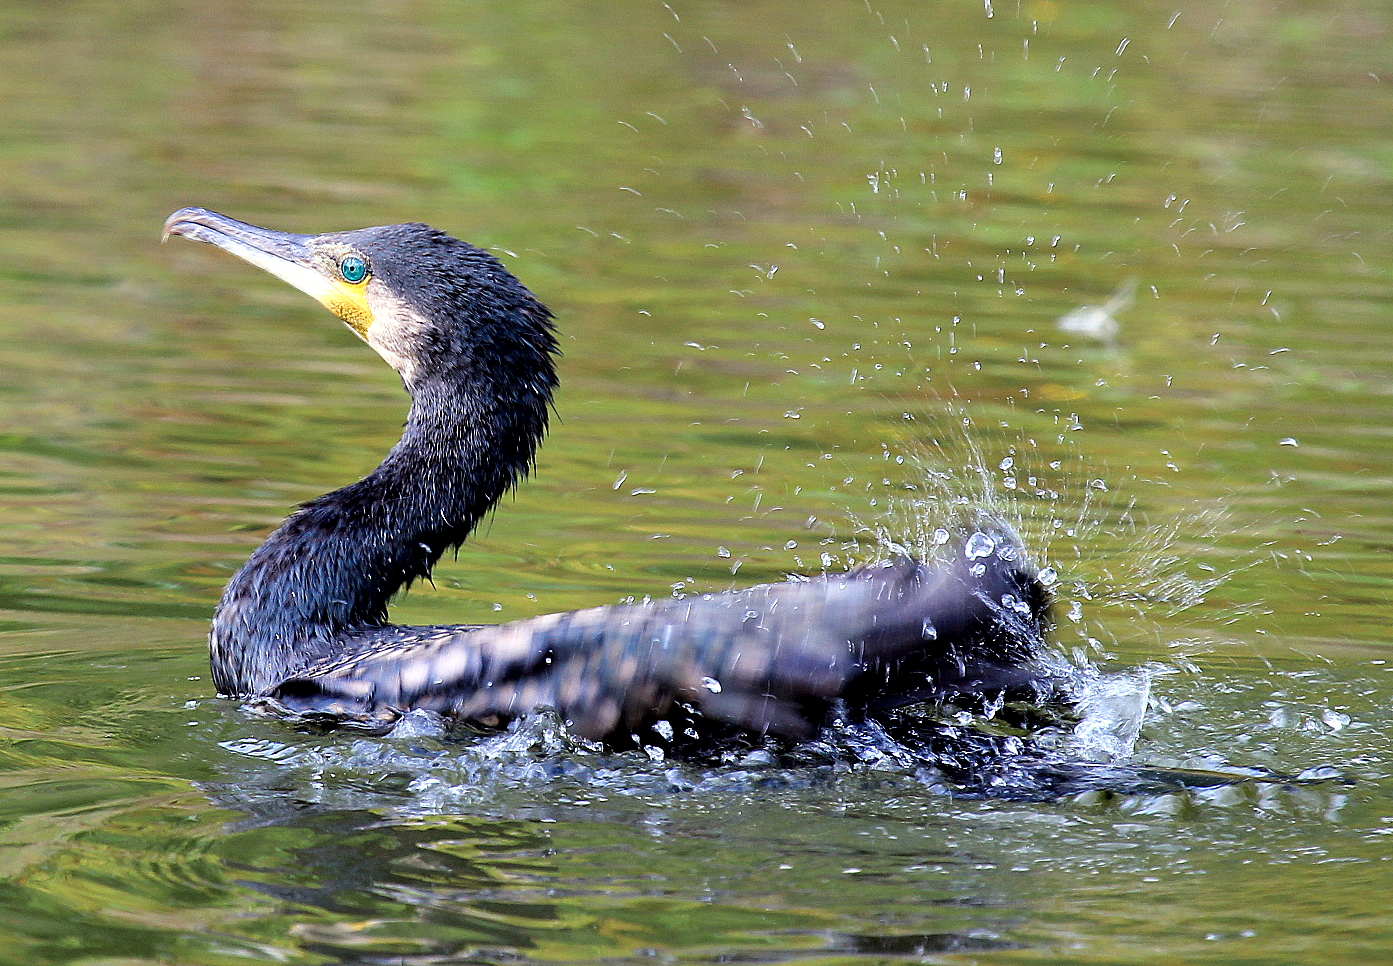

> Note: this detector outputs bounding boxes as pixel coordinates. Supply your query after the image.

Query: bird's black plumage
[165,207,1055,749]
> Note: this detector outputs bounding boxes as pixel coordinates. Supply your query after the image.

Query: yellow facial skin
[309,243,374,339]
[324,287,374,337]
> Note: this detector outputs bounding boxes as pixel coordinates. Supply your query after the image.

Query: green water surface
[0,0,1390,963]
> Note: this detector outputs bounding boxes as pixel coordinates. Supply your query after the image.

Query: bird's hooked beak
[162,207,373,338]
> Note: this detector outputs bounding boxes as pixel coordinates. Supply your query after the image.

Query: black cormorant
[163,207,1053,750]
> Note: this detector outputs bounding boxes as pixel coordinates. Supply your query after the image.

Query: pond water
[1,0,1391,962]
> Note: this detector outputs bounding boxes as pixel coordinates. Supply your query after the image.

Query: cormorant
[163,207,1053,751]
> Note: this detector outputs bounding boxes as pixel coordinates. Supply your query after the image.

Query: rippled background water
[1,0,1391,962]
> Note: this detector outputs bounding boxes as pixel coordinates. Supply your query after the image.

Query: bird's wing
[265,541,1050,745]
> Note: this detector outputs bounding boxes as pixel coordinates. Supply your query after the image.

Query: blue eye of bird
[340,255,369,283]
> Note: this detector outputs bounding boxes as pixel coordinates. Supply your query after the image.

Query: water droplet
[1002,593,1031,615]
[1037,566,1058,586]
[921,619,938,640]
[965,531,996,559]
[932,528,950,545]
[701,676,723,694]
[1279,437,1298,447]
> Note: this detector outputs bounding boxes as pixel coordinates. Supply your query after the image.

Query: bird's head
[163,207,557,394]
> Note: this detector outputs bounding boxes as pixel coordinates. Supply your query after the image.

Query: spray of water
[818,401,1276,769]
[835,405,1253,659]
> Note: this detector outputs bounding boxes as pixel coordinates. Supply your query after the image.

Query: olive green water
[0,0,1391,962]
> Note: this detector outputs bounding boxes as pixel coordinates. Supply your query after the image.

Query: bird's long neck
[210,371,549,695]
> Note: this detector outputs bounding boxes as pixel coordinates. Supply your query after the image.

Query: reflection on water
[0,0,1391,962]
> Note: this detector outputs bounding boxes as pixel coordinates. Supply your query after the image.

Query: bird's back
[263,531,1052,750]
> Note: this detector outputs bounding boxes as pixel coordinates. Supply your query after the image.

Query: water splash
[1067,668,1152,762]
[206,663,1346,817]
[837,405,1254,667]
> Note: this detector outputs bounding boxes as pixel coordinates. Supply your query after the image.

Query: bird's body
[165,207,1054,750]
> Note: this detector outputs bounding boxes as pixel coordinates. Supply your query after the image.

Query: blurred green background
[0,1,1389,963]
